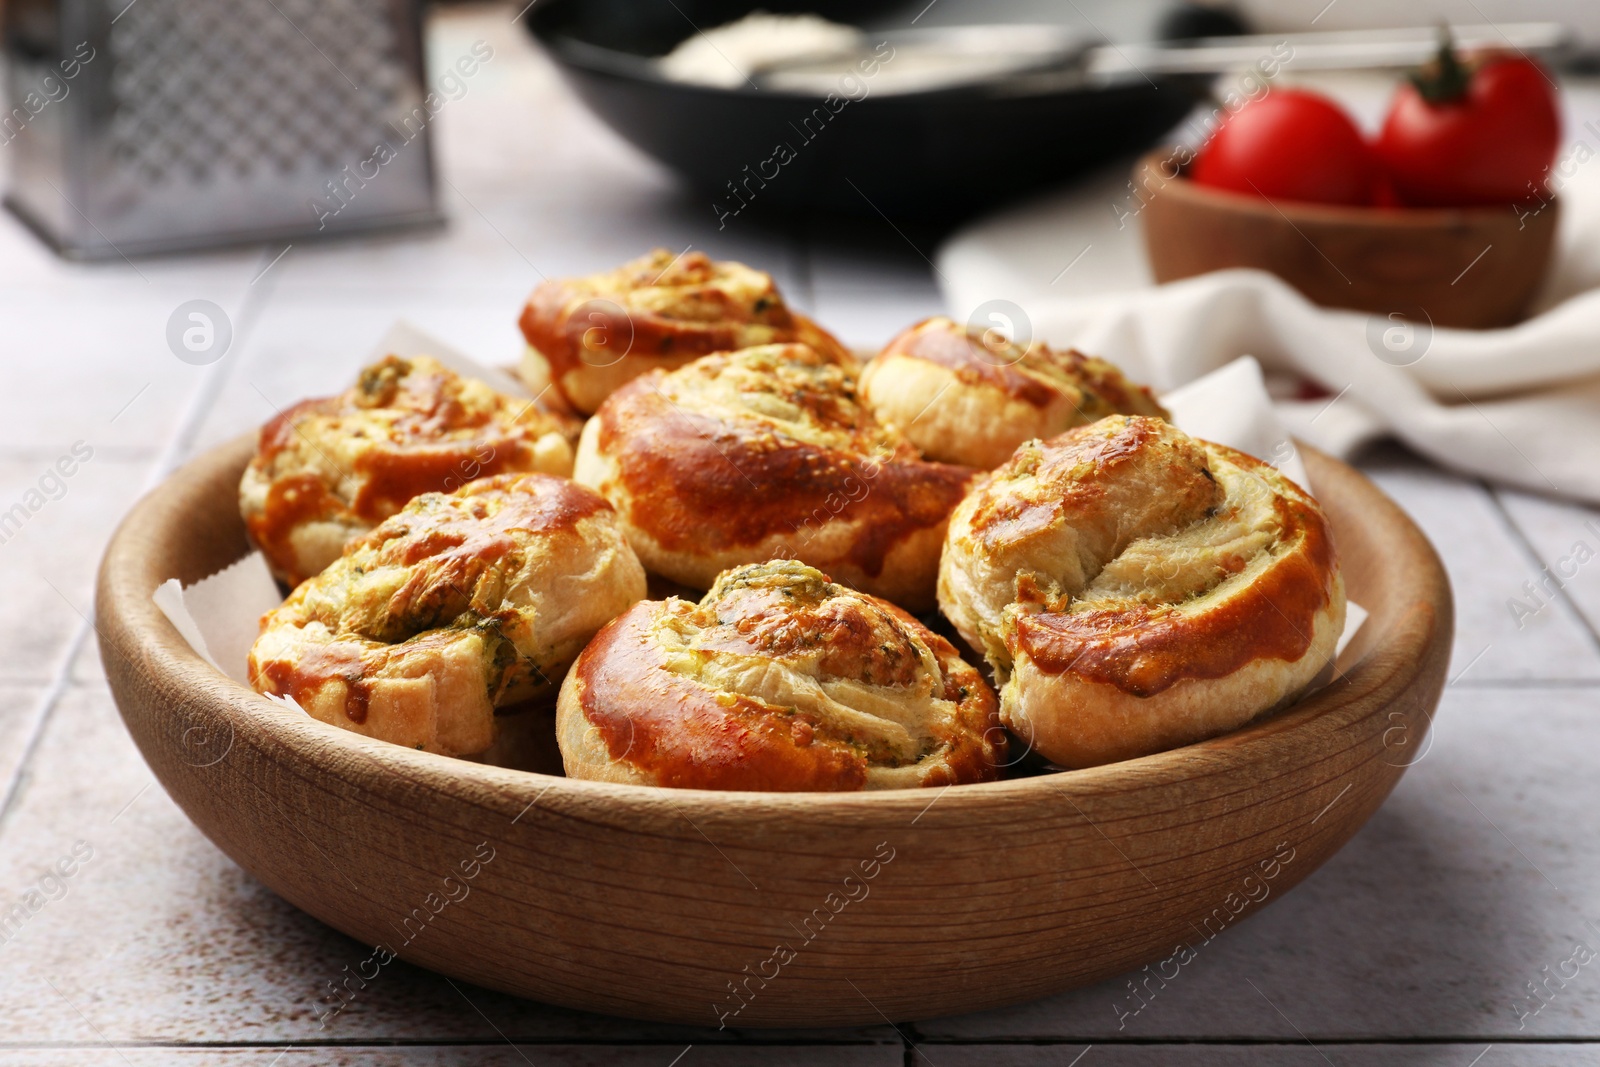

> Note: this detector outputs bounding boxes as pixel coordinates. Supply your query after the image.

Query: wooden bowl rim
[97,433,1448,819]
[1135,148,1555,229]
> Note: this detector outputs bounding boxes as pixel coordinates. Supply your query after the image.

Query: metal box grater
[3,0,440,259]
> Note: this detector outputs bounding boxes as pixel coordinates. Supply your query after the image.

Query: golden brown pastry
[518,248,850,414]
[249,473,646,757]
[557,559,1004,790]
[240,355,579,587]
[939,415,1345,769]
[573,342,974,612]
[859,317,1168,469]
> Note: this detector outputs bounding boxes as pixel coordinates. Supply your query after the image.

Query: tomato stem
[1409,24,1472,104]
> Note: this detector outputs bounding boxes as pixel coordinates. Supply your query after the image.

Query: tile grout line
[0,1038,908,1051]
[1482,480,1600,655]
[0,447,160,463]
[0,1037,1596,1049]
[1450,678,1600,689]
[0,249,280,837]
[0,629,91,836]
[156,252,282,470]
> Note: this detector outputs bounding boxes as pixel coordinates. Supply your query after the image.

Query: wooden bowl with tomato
[1141,44,1561,330]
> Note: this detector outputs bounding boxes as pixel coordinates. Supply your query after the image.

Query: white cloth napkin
[936,159,1600,503]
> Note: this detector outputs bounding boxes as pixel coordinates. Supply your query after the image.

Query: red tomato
[1191,88,1379,206]
[1370,171,1403,209]
[1377,52,1560,207]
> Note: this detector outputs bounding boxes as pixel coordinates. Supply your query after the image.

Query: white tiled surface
[3,3,1600,1065]
[0,1053,901,1067]
[920,688,1600,1043]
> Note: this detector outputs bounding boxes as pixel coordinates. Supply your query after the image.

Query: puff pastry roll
[939,415,1345,768]
[518,248,850,414]
[860,317,1167,470]
[557,560,1004,790]
[241,355,578,587]
[574,342,975,612]
[249,473,646,757]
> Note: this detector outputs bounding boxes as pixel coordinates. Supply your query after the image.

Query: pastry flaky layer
[939,415,1346,769]
[518,247,850,414]
[557,559,1005,791]
[240,355,580,587]
[859,317,1169,470]
[573,342,976,612]
[249,473,646,758]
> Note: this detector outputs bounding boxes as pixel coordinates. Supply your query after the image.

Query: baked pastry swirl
[518,248,850,414]
[249,473,646,757]
[860,317,1168,469]
[939,415,1345,769]
[241,355,579,587]
[573,342,975,612]
[557,559,1004,790]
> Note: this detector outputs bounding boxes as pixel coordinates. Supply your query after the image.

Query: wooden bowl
[1136,149,1559,329]
[97,434,1451,1028]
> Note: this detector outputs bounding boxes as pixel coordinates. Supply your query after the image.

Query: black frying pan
[523,0,1222,220]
